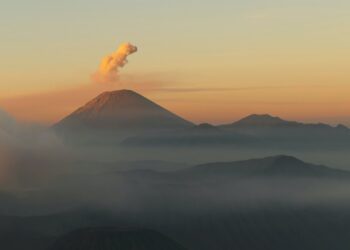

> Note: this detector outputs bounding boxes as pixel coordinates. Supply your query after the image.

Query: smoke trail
[93,43,138,84]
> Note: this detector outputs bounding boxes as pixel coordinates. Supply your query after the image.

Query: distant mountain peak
[222,114,350,131]
[233,114,292,126]
[259,155,314,173]
[190,123,220,132]
[267,155,304,164]
[336,124,349,131]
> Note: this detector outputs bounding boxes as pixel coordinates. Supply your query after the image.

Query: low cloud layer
[1,108,350,216]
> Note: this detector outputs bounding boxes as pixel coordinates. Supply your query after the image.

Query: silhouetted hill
[89,156,345,187]
[186,155,350,178]
[121,113,350,148]
[221,114,349,132]
[226,114,296,127]
[215,114,350,149]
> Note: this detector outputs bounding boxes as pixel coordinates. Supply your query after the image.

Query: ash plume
[93,43,138,84]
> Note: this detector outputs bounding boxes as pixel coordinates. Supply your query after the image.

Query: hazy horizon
[1,87,349,127]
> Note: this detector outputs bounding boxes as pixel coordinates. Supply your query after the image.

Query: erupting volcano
[54,89,193,132]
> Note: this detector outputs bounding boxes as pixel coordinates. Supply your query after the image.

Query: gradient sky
[0,0,349,125]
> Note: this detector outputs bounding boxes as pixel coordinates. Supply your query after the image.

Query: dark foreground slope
[2,207,350,250]
[50,227,187,250]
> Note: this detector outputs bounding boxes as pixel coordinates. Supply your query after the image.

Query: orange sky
[1,1,350,126]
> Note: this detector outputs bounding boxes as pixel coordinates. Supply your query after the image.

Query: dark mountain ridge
[115,155,350,181]
[187,155,350,178]
[222,114,349,131]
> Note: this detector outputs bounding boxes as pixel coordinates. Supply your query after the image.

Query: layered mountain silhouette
[117,155,350,183]
[226,114,295,127]
[123,113,350,148]
[185,155,350,178]
[50,227,186,250]
[2,155,350,250]
[52,89,349,147]
[122,122,252,147]
[221,113,349,131]
[54,90,193,132]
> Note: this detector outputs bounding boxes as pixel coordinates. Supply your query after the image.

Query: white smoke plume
[93,43,138,84]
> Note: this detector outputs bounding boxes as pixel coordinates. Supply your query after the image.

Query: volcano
[54,89,193,132]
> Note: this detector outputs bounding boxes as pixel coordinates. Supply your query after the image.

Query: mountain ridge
[185,155,350,178]
[221,114,349,130]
